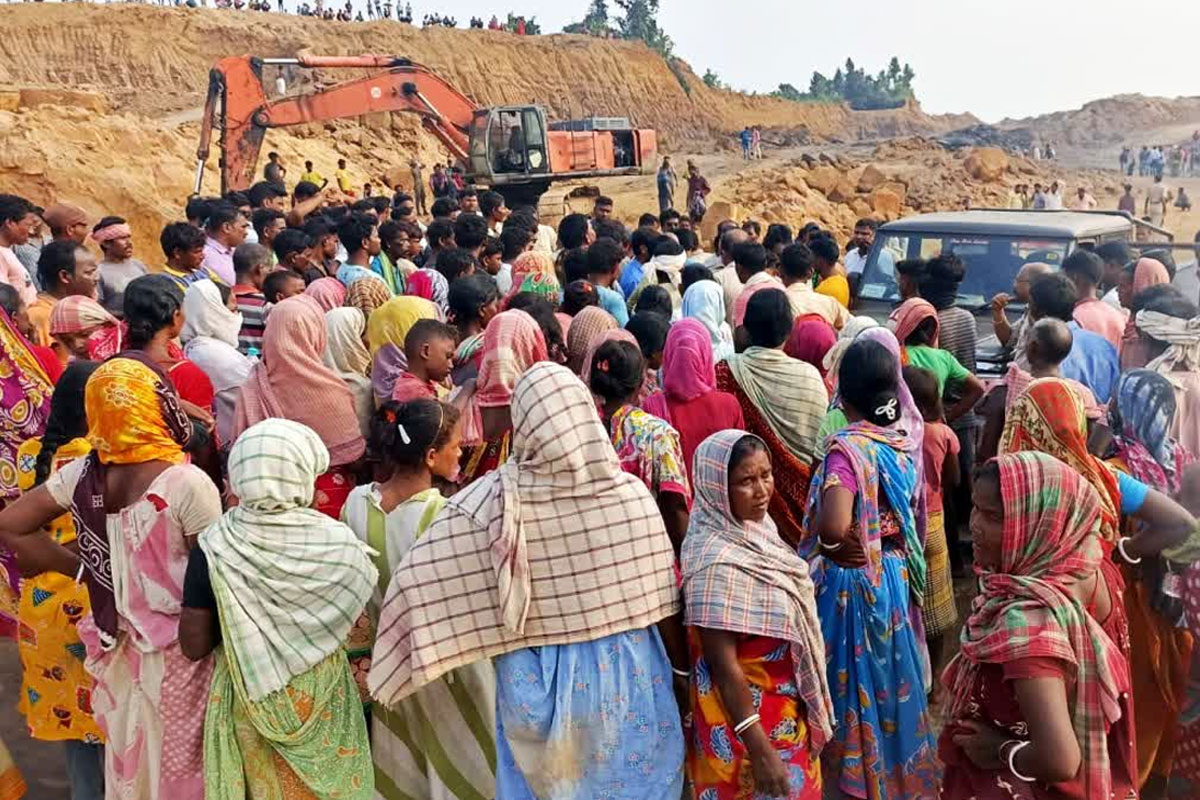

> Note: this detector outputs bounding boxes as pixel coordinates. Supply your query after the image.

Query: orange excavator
[195,54,658,205]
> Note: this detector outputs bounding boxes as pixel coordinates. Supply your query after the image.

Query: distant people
[335,158,354,196]
[409,159,427,215]
[263,151,286,189]
[739,126,752,160]
[656,156,677,212]
[750,126,763,159]
[1175,186,1192,212]
[1069,186,1097,211]
[686,161,711,224]
[1031,182,1047,209]
[1043,180,1064,210]
[299,160,326,189]
[1118,183,1137,215]
[1145,174,1171,227]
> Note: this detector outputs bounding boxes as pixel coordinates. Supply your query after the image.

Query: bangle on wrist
[671,667,690,679]
[732,713,761,738]
[1004,740,1034,782]
[819,537,844,552]
[1117,536,1142,565]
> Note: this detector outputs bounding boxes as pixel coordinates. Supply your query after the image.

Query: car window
[859,233,1071,308]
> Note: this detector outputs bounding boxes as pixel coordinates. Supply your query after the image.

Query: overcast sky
[427,0,1200,122]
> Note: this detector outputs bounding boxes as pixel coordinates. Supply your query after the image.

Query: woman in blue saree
[802,335,940,799]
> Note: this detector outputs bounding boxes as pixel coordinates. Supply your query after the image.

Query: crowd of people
[1121,136,1200,179]
[0,148,1198,800]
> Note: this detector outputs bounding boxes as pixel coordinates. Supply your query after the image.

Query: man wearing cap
[92,216,147,316]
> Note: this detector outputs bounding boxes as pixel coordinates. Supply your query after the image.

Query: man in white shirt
[1145,174,1171,227]
[1044,181,1064,210]
[779,242,850,330]
[844,217,893,300]
[1069,186,1097,211]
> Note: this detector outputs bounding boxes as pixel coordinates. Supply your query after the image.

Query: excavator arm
[196,55,480,194]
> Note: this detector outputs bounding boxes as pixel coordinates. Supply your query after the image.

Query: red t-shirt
[166,359,215,411]
[921,420,960,514]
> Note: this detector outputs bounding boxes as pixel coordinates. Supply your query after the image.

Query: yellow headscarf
[85,358,190,466]
[366,296,438,357]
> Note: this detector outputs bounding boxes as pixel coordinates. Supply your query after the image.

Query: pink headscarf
[888,297,940,349]
[656,318,714,402]
[1121,257,1172,370]
[581,328,639,390]
[90,222,131,243]
[458,310,549,446]
[232,295,365,465]
[304,277,347,312]
[784,314,837,377]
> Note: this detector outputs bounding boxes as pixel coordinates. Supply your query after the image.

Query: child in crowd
[391,318,456,402]
[903,364,960,693]
[340,398,493,798]
[261,269,306,306]
[626,310,670,397]
[231,242,272,355]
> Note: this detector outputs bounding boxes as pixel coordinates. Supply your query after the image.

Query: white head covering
[181,279,242,348]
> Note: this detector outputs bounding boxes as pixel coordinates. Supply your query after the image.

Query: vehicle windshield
[858,233,1071,309]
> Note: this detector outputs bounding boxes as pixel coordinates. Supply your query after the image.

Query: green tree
[703,69,725,89]
[774,82,804,101]
[581,0,609,34]
[614,0,673,57]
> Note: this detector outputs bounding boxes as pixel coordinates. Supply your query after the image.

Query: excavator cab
[468,106,550,182]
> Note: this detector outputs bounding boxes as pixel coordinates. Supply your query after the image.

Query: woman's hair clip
[874,397,898,422]
[397,423,412,445]
[597,359,610,373]
[384,409,397,424]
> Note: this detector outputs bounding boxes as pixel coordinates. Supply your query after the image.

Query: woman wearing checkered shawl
[369,363,684,799]
[681,430,831,799]
[180,418,376,799]
[940,452,1137,799]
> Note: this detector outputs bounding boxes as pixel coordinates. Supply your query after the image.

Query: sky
[410,0,1200,122]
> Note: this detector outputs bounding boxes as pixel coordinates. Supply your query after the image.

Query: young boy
[586,237,630,325]
[232,243,272,355]
[902,364,960,686]
[479,237,504,279]
[625,310,670,396]
[390,319,457,402]
[262,269,306,305]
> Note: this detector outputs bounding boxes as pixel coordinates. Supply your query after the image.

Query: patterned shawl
[75,357,190,648]
[565,306,617,374]
[943,451,1129,799]
[888,297,940,350]
[304,277,347,312]
[200,418,376,701]
[1000,378,1121,543]
[0,310,54,638]
[404,268,449,315]
[458,310,548,446]
[681,430,833,751]
[726,347,828,462]
[233,295,365,466]
[48,295,125,361]
[368,363,679,703]
[682,280,735,362]
[345,275,392,317]
[1110,368,1187,493]
[504,251,561,306]
[1139,310,1200,374]
[803,422,925,598]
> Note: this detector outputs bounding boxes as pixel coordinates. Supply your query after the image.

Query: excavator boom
[195,54,658,205]
[197,55,477,194]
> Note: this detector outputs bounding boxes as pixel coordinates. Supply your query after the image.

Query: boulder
[963,147,1010,182]
[850,198,873,217]
[700,200,739,242]
[857,164,887,192]
[805,165,842,195]
[826,180,857,204]
[878,180,908,201]
[870,187,904,219]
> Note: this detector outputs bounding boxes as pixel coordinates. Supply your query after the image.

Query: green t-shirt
[904,345,970,395]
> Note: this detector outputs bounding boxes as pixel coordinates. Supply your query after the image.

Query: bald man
[991,260,1054,369]
[978,317,1103,461]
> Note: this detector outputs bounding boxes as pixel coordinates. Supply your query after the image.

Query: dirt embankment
[1000,94,1200,148]
[0,3,971,257]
